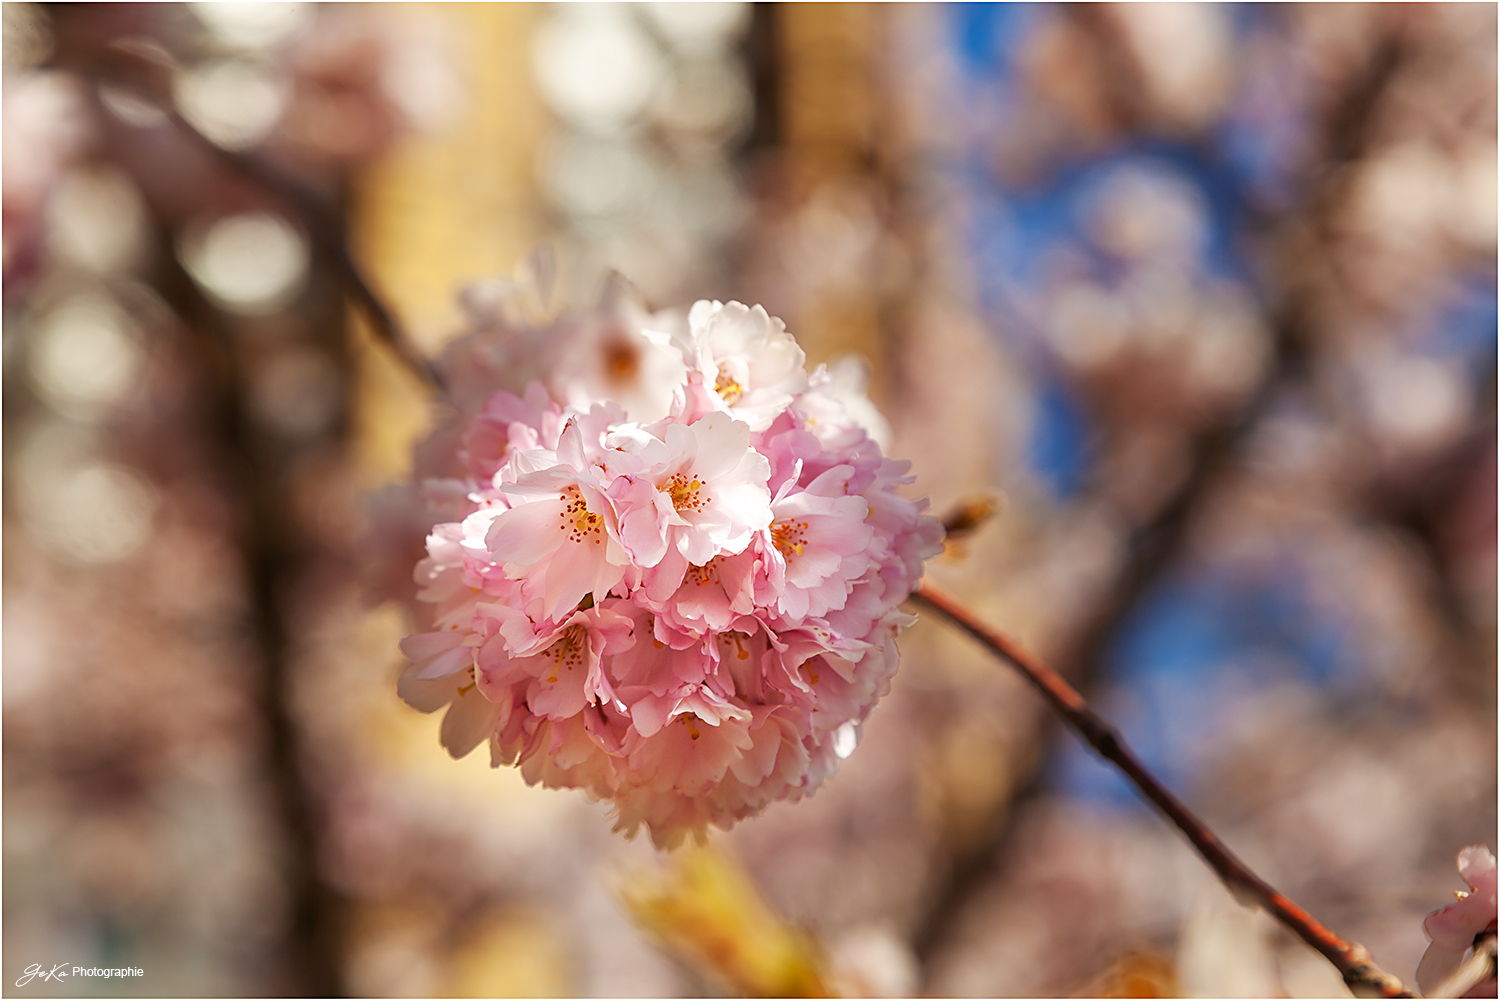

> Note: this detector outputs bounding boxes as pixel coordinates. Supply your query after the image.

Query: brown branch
[40,13,364,993]
[44,38,446,397]
[143,217,348,997]
[909,579,1415,999]
[172,121,448,397]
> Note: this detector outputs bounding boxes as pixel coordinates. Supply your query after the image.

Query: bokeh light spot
[190,2,309,50]
[539,133,657,220]
[175,57,287,151]
[179,212,309,314]
[46,163,148,274]
[640,2,750,56]
[19,456,159,565]
[532,8,662,130]
[29,292,144,421]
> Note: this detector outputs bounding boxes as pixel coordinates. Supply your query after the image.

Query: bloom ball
[397,275,944,847]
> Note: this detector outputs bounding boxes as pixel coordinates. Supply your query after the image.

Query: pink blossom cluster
[398,283,943,846]
[1417,845,1498,997]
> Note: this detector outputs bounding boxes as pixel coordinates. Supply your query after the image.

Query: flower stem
[910,578,1415,999]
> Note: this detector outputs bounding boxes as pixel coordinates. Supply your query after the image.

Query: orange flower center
[687,557,723,588]
[558,485,604,545]
[771,518,809,558]
[543,624,587,683]
[665,472,709,513]
[714,371,744,405]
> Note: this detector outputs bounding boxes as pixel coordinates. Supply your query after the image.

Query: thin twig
[47,42,446,396]
[909,578,1415,999]
[177,126,449,396]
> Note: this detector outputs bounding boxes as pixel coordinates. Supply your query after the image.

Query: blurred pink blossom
[273,7,455,169]
[1417,845,1498,997]
[2,72,94,290]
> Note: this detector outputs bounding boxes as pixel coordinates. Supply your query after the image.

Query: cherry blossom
[397,279,943,847]
[667,299,809,431]
[605,412,774,599]
[1417,845,1498,997]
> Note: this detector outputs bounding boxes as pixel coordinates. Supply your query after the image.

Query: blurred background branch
[43,33,442,396]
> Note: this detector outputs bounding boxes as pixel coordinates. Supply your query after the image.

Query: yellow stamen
[664,473,710,514]
[557,485,605,545]
[771,518,810,559]
[543,623,586,683]
[714,372,744,405]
